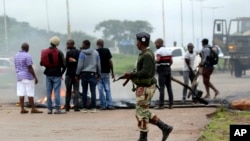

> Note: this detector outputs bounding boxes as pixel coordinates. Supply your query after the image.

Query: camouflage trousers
[135,84,159,132]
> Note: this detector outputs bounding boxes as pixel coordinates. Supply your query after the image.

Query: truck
[213,17,250,77]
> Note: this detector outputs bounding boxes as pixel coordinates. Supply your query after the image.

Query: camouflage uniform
[129,32,172,141]
[131,48,159,132]
[135,84,159,132]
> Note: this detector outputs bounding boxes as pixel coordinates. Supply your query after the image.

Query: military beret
[136,32,150,42]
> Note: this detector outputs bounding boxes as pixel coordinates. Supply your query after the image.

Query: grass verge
[198,107,250,141]
[112,54,138,75]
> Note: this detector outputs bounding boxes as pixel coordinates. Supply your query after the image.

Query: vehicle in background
[168,47,200,75]
[213,17,250,77]
[0,57,14,73]
[134,47,201,75]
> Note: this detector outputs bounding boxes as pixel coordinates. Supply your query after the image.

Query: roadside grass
[199,107,250,141]
[112,54,138,75]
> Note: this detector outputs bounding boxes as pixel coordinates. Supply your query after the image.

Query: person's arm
[107,50,114,78]
[76,52,85,76]
[96,53,101,78]
[59,51,66,76]
[26,56,38,84]
[28,65,38,84]
[184,53,192,71]
[109,59,114,79]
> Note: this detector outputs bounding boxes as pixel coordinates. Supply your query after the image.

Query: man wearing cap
[122,32,173,141]
[154,38,174,109]
[182,43,198,103]
[200,39,219,99]
[14,43,43,114]
[40,36,66,114]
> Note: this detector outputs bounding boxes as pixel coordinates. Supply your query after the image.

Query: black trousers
[65,75,80,108]
[157,66,174,107]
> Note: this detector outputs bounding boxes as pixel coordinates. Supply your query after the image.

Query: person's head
[50,36,60,47]
[82,40,91,49]
[154,38,164,49]
[66,39,75,49]
[187,43,194,53]
[173,41,177,47]
[201,38,209,47]
[136,32,150,50]
[96,39,104,49]
[21,42,29,52]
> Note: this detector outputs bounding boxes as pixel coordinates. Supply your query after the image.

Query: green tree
[95,20,154,54]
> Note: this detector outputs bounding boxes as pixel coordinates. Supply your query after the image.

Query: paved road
[1,71,250,104]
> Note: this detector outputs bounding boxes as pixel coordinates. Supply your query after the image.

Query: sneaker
[154,106,164,110]
[90,109,97,113]
[81,108,88,113]
[99,107,106,110]
[107,106,115,110]
[31,109,43,114]
[54,110,66,114]
[20,109,29,114]
[47,109,53,114]
[74,108,80,112]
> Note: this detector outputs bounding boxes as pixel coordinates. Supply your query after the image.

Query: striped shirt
[14,50,34,81]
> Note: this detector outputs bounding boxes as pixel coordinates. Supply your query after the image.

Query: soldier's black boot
[156,120,173,141]
[138,131,147,141]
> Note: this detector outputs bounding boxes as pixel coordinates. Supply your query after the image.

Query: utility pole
[180,0,183,47]
[45,0,50,33]
[3,0,8,55]
[162,0,166,41]
[191,0,195,44]
[66,0,71,39]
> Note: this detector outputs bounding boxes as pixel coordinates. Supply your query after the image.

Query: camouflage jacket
[131,47,156,86]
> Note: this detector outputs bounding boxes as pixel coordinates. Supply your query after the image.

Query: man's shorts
[17,79,35,97]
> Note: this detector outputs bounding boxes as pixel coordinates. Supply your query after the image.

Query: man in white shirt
[154,38,174,109]
[182,43,198,103]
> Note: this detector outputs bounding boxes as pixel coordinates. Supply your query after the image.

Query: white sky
[1,0,249,49]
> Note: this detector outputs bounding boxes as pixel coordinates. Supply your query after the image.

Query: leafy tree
[95,20,154,54]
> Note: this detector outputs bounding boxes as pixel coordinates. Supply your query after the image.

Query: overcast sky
[1,0,249,49]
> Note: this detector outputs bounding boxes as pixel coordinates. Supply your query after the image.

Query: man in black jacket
[65,39,81,112]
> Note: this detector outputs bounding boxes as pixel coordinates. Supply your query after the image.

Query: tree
[95,20,154,54]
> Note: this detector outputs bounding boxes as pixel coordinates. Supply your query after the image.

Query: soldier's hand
[123,72,131,79]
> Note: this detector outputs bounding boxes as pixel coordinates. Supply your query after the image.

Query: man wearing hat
[122,32,173,141]
[200,38,219,99]
[40,36,66,114]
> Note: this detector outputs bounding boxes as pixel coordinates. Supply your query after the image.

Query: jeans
[157,66,174,107]
[81,72,97,109]
[46,76,61,111]
[65,75,79,108]
[98,73,113,108]
[182,71,194,100]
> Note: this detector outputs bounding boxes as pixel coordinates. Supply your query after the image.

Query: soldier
[122,32,173,141]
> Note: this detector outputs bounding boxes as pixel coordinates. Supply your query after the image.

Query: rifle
[113,75,130,87]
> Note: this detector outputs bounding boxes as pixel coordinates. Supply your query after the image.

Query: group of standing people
[13,31,219,141]
[14,36,115,114]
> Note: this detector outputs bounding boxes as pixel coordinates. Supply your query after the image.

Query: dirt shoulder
[0,106,216,141]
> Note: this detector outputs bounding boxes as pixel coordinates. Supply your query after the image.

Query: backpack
[41,48,59,67]
[207,46,219,65]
